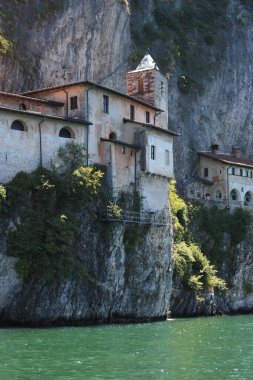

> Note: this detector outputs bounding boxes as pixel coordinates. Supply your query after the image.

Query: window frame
[70,96,78,110]
[146,111,150,124]
[151,145,155,160]
[130,104,135,121]
[103,95,109,113]
[204,168,208,178]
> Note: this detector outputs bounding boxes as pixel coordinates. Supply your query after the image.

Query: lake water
[0,315,253,379]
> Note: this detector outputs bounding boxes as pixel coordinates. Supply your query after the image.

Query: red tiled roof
[198,152,253,168]
[0,105,91,125]
[0,91,64,106]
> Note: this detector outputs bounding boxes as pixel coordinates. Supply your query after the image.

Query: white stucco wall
[0,110,87,183]
[139,174,169,211]
[197,156,253,204]
[145,131,174,178]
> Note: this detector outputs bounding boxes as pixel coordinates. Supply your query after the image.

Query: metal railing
[100,209,167,226]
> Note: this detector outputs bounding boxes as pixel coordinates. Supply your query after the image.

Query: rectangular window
[251,172,253,178]
[246,171,249,177]
[103,95,109,113]
[138,79,144,95]
[240,168,243,176]
[204,168,208,178]
[232,168,235,175]
[151,145,155,160]
[165,150,170,165]
[146,111,150,123]
[121,146,125,154]
[130,105,135,121]
[70,96,78,110]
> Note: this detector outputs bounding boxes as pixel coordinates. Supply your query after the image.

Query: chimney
[211,144,219,155]
[232,146,241,158]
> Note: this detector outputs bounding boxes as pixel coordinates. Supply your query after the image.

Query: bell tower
[126,53,168,129]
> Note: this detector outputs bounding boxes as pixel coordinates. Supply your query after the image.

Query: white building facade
[185,145,253,209]
[0,54,178,211]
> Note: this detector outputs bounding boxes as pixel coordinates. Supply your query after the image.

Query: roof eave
[0,106,92,125]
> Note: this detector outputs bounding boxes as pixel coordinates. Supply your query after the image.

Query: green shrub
[170,183,226,293]
[0,31,11,54]
[173,241,226,292]
[6,143,104,282]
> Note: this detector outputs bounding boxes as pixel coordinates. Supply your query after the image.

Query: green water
[0,315,253,380]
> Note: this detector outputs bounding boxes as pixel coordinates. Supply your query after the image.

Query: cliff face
[226,226,253,313]
[0,207,173,325]
[170,221,253,318]
[0,0,132,92]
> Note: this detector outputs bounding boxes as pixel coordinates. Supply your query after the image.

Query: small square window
[130,105,135,121]
[103,95,109,113]
[70,96,78,110]
[151,145,155,160]
[146,111,150,123]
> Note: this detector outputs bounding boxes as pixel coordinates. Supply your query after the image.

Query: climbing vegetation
[0,30,11,54]
[170,181,226,293]
[0,185,6,211]
[107,201,122,219]
[4,142,104,282]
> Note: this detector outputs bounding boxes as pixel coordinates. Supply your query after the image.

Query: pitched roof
[198,151,253,168]
[184,176,213,186]
[123,118,180,137]
[0,91,64,106]
[0,105,91,125]
[129,53,160,73]
[21,80,163,111]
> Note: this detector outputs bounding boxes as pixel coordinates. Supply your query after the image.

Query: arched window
[245,192,252,204]
[11,120,25,131]
[109,132,117,140]
[230,189,238,201]
[59,127,73,139]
